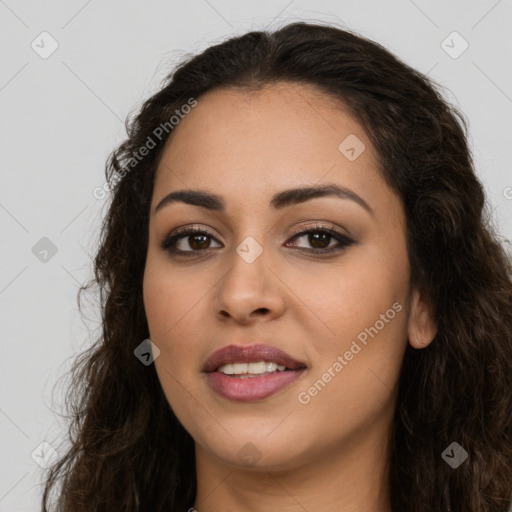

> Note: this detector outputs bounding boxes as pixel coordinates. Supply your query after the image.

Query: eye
[160,222,355,257]
[160,226,221,255]
[286,222,355,254]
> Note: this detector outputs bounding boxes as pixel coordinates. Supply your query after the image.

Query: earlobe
[407,288,437,349]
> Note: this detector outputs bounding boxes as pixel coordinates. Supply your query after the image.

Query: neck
[192,423,393,512]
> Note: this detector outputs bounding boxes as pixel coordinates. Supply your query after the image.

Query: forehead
[152,82,389,213]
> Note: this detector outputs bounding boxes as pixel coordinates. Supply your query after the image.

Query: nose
[213,247,286,324]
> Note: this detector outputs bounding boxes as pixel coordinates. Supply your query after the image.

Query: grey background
[1,1,511,510]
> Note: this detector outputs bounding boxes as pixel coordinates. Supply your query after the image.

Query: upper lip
[203,343,307,373]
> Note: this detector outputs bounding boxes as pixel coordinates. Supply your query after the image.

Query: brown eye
[305,231,332,249]
[286,225,355,254]
[161,227,222,255]
[186,234,211,250]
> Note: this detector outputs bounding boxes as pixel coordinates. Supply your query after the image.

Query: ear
[407,288,437,349]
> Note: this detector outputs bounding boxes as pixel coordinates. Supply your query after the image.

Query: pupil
[309,232,330,248]
[190,235,209,250]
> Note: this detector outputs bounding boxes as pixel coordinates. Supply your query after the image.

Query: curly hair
[41,20,512,511]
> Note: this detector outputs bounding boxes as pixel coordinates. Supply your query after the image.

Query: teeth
[266,362,277,372]
[218,361,287,375]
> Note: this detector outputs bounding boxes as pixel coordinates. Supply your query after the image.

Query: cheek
[143,254,205,345]
[143,260,224,444]
[293,247,409,410]
[142,257,206,400]
[143,262,205,425]
[294,245,409,345]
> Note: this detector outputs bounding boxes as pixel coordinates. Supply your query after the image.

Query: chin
[192,417,314,471]
[204,436,307,472]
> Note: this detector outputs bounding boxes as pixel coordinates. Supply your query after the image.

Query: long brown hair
[42,20,512,511]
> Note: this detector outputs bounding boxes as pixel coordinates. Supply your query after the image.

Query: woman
[42,21,512,511]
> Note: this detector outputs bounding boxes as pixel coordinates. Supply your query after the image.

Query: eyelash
[160,223,355,257]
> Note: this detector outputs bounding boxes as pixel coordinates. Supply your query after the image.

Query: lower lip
[206,370,306,402]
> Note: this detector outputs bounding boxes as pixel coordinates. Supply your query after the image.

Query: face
[142,82,433,472]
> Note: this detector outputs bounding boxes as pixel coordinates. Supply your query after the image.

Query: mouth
[203,343,307,402]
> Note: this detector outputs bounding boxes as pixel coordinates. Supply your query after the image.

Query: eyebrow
[153,183,374,217]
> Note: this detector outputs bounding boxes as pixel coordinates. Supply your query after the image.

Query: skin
[142,82,437,512]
